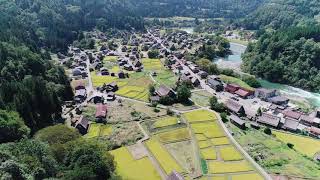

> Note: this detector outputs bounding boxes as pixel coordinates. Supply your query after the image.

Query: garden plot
[184,109,217,123]
[108,122,143,147]
[156,128,191,144]
[219,146,243,161]
[110,147,161,180]
[153,116,179,128]
[208,161,253,174]
[145,138,185,175]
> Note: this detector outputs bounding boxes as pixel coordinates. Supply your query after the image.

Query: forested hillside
[242,26,320,92]
[242,0,320,29]
[134,0,265,18]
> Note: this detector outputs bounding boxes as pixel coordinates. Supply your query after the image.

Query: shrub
[220,112,228,123]
[287,143,294,149]
[264,127,272,135]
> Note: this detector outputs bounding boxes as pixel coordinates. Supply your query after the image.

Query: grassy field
[157,128,190,143]
[103,56,118,62]
[191,90,212,107]
[231,173,264,180]
[183,110,217,123]
[153,116,179,128]
[145,138,184,175]
[229,123,320,178]
[200,148,217,160]
[191,122,225,138]
[273,131,320,157]
[142,58,164,71]
[219,75,254,91]
[85,123,112,139]
[208,161,253,174]
[110,147,161,180]
[154,70,178,88]
[219,146,243,161]
[211,137,229,146]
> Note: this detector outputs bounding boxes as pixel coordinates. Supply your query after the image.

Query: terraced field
[156,128,191,143]
[142,58,164,71]
[153,116,179,128]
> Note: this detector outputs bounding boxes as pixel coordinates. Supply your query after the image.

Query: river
[224,42,320,108]
[180,27,320,107]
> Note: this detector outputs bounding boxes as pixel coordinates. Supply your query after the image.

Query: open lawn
[142,58,164,71]
[110,147,161,180]
[183,110,217,123]
[231,173,264,180]
[145,138,184,175]
[208,161,253,174]
[153,116,179,128]
[211,137,229,146]
[219,146,243,161]
[200,148,217,160]
[191,90,212,107]
[219,75,254,91]
[157,128,190,143]
[191,122,225,138]
[273,131,320,157]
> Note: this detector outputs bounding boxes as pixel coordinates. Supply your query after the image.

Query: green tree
[176,84,191,103]
[0,110,30,143]
[209,96,225,113]
[148,50,160,58]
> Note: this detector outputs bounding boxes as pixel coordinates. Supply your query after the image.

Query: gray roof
[225,99,244,113]
[230,115,245,126]
[283,117,299,131]
[257,113,280,127]
[156,85,174,97]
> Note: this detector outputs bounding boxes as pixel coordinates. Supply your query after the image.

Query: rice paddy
[219,146,243,161]
[208,161,253,174]
[145,138,184,174]
[110,147,161,180]
[200,148,217,160]
[153,116,179,128]
[142,58,164,71]
[273,131,320,157]
[231,173,264,180]
[210,137,229,146]
[85,123,112,139]
[191,122,225,138]
[184,109,217,123]
[157,128,191,143]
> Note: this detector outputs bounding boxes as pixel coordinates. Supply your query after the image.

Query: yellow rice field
[198,140,211,149]
[208,161,253,174]
[219,146,243,161]
[191,122,225,138]
[142,58,164,71]
[200,148,217,160]
[110,147,161,180]
[157,128,190,143]
[231,173,264,180]
[211,137,229,146]
[153,116,179,128]
[145,138,184,174]
[85,123,113,138]
[273,131,320,157]
[195,134,207,141]
[184,109,217,123]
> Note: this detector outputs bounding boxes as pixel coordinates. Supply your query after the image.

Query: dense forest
[133,0,265,18]
[0,1,144,178]
[242,25,320,92]
[242,0,320,30]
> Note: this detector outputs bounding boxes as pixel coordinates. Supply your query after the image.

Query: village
[57,27,320,180]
